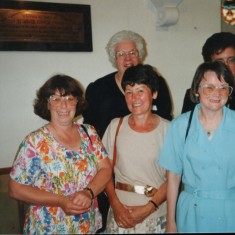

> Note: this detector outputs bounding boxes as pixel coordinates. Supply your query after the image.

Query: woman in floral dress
[9,74,112,234]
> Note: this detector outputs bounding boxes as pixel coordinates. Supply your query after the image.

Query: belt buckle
[144,185,153,197]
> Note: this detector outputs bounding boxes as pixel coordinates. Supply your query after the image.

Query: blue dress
[159,104,235,233]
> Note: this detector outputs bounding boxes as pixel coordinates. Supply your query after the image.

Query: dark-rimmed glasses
[215,56,235,67]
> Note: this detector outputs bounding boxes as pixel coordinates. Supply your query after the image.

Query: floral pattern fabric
[10,123,108,234]
[106,208,166,234]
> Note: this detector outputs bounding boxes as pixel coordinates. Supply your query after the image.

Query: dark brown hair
[34,74,87,121]
[190,61,235,103]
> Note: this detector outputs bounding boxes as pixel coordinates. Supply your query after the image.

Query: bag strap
[112,117,123,168]
[185,106,195,141]
[81,124,92,144]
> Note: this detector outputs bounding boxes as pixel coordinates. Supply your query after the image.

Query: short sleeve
[158,115,188,175]
[10,134,42,185]
[102,118,121,162]
[82,124,108,162]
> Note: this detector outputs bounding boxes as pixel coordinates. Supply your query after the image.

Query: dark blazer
[83,71,173,138]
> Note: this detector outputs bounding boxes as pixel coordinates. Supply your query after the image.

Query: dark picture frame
[0,1,92,51]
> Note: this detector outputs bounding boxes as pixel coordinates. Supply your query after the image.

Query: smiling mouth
[209,98,221,103]
[57,111,69,115]
[124,63,134,68]
[132,103,141,107]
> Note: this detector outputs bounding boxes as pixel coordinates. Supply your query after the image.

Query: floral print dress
[10,123,108,234]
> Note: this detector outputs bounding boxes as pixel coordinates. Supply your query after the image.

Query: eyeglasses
[116,49,138,59]
[199,84,233,97]
[48,95,78,106]
[215,56,235,67]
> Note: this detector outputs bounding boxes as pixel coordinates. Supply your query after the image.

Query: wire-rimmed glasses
[199,84,233,97]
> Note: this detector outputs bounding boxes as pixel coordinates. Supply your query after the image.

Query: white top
[102,114,169,218]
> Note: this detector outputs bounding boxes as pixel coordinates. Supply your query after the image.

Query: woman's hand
[123,202,156,226]
[112,201,137,228]
[59,191,92,215]
[70,190,93,207]
[166,221,178,233]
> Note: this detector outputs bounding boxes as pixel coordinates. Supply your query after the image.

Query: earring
[195,93,199,97]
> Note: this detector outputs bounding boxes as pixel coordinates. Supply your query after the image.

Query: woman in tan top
[102,64,169,233]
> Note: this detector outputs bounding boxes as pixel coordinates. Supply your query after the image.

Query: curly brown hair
[34,74,87,121]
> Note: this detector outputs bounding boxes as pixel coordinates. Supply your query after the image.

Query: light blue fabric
[159,104,235,233]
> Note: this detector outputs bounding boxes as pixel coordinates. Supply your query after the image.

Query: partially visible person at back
[102,64,169,234]
[82,30,173,232]
[160,61,235,233]
[181,32,235,113]
[9,74,112,234]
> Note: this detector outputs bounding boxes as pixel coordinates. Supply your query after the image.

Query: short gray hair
[106,30,147,67]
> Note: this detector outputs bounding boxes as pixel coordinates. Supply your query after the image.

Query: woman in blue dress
[159,61,235,233]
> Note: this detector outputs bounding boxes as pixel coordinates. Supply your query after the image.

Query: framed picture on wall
[221,0,235,33]
[0,1,92,51]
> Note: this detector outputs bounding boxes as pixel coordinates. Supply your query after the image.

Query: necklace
[207,131,211,136]
[206,130,214,140]
[199,109,222,140]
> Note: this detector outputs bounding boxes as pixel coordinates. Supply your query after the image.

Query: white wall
[0,0,221,168]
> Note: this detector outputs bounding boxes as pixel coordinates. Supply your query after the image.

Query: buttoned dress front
[159,104,235,233]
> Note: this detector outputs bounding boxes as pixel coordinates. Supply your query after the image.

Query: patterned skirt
[106,208,166,234]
